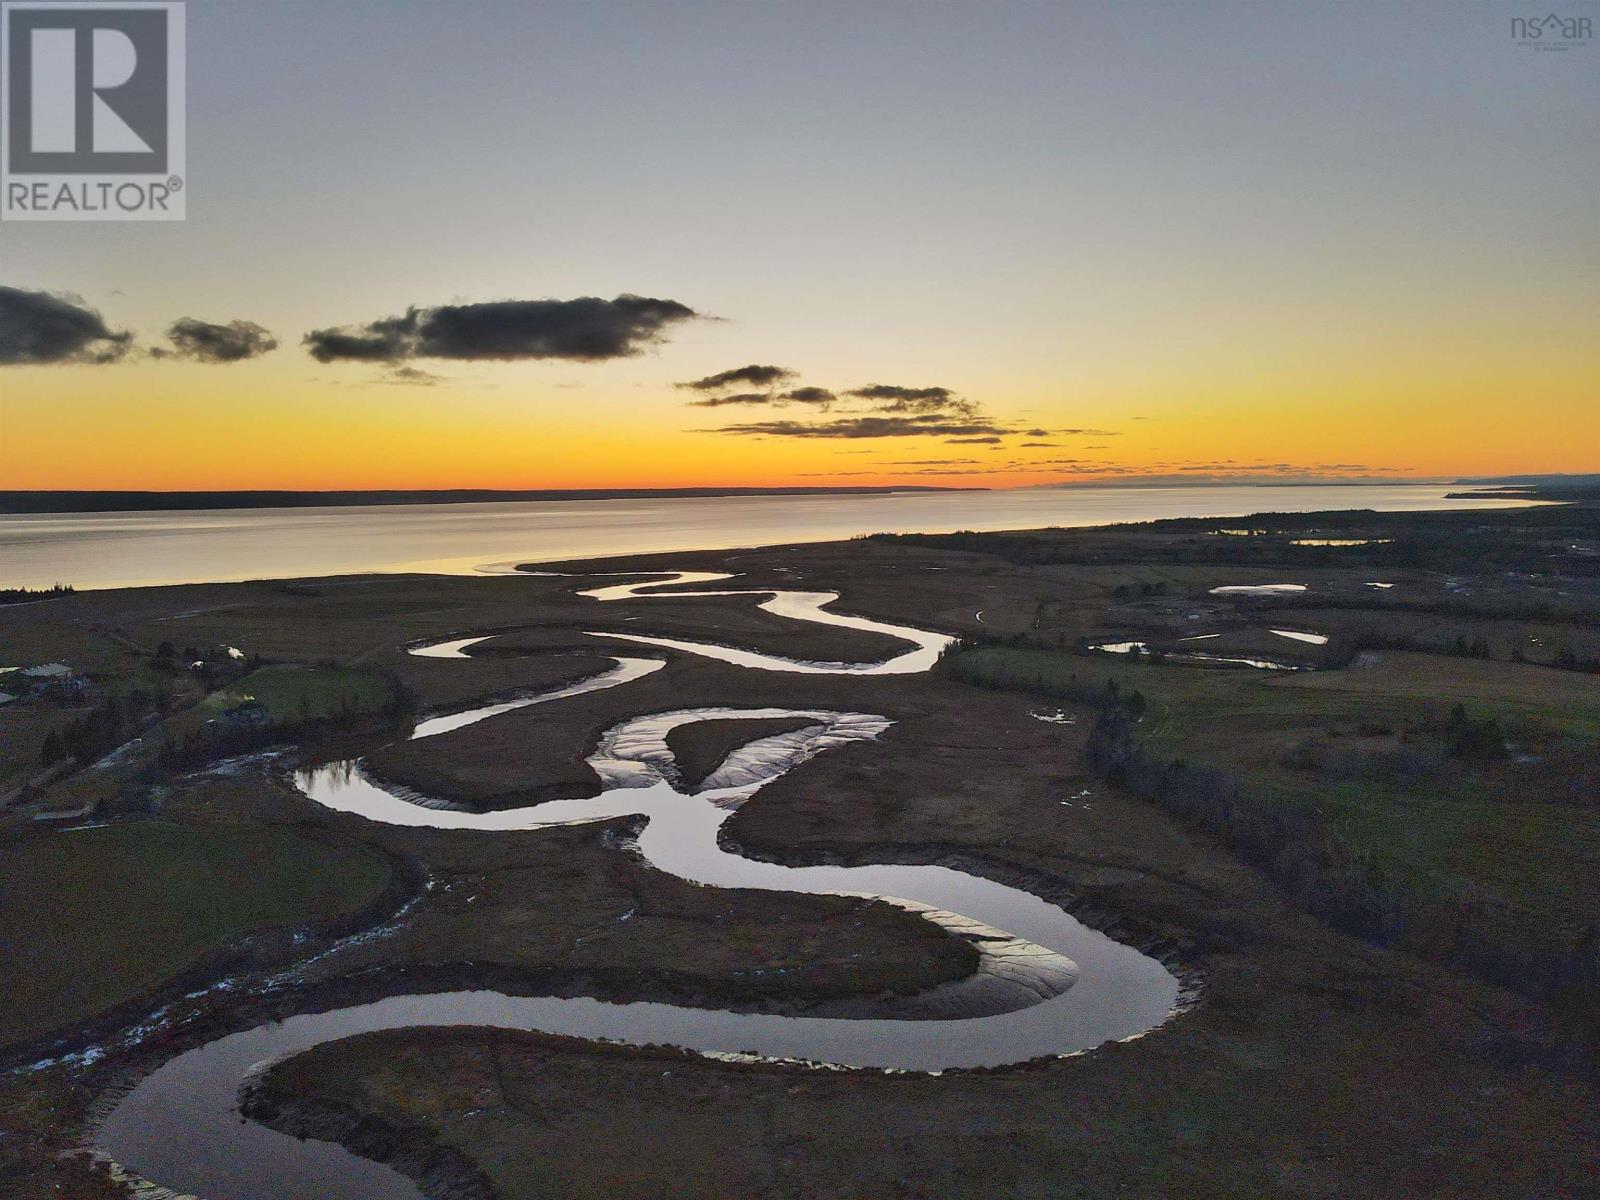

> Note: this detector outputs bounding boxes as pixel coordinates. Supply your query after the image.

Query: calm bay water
[0,484,1513,590]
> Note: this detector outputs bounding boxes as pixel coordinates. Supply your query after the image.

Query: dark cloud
[304,315,412,363]
[154,317,277,363]
[383,365,442,386]
[777,386,836,407]
[945,435,1002,444]
[0,286,132,365]
[687,391,775,408]
[910,466,1015,475]
[677,363,796,392]
[697,376,1027,443]
[846,383,953,407]
[715,416,1010,439]
[686,382,833,410]
[1021,426,1120,437]
[305,295,699,364]
[1020,441,1057,447]
[688,375,985,428]
[845,383,980,419]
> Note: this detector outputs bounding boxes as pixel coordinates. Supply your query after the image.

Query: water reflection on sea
[0,484,1529,590]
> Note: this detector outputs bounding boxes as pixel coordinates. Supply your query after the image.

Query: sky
[2,0,1595,491]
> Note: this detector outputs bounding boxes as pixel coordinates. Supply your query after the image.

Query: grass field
[256,1012,1598,1200]
[943,645,1600,971]
[145,663,401,753]
[205,664,398,722]
[12,665,402,820]
[0,821,391,1049]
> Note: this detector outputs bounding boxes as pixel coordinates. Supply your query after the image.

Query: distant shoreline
[0,486,980,516]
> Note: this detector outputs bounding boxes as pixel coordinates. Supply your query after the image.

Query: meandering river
[96,570,1180,1199]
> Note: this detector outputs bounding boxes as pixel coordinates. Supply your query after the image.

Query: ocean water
[0,484,1517,590]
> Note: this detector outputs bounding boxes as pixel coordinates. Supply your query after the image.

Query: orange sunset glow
[2,2,1595,492]
[3,322,1594,491]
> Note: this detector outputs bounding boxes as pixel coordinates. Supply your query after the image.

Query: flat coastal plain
[1,495,1597,1199]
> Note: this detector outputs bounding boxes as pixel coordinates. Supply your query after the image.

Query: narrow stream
[95,569,1181,1200]
[574,572,956,674]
